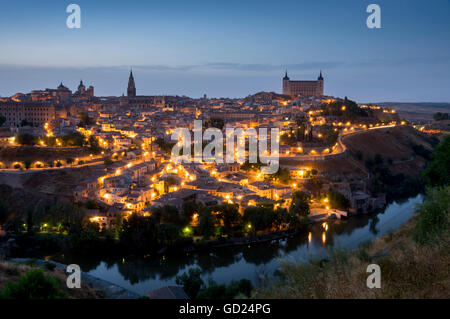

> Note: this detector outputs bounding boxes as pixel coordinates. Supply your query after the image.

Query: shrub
[1,268,64,299]
[413,186,450,245]
[175,268,204,299]
[44,262,57,271]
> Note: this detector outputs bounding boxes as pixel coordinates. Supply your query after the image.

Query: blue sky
[0,0,449,101]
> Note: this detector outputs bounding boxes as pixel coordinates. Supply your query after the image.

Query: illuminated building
[282,70,324,97]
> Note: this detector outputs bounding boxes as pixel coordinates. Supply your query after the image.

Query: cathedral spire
[127,68,136,97]
[318,70,323,81]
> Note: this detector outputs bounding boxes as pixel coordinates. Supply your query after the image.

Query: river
[54,194,423,296]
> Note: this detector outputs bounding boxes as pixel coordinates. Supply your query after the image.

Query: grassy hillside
[343,126,435,176]
[281,126,436,180]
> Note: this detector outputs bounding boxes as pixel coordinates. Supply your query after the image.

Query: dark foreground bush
[413,186,450,245]
[1,268,65,299]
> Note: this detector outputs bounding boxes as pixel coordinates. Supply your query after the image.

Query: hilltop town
[0,71,441,250]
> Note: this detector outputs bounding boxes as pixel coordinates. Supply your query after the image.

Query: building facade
[0,102,55,127]
[282,71,324,97]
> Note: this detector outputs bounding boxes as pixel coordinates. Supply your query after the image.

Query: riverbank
[253,187,449,298]
[41,194,423,296]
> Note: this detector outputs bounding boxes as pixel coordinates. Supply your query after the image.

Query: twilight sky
[0,0,449,102]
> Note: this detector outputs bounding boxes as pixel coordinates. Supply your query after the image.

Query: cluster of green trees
[268,167,291,185]
[14,132,102,155]
[175,267,253,299]
[155,137,176,154]
[327,189,350,210]
[414,134,450,245]
[280,127,308,145]
[280,125,338,149]
[77,113,95,127]
[320,97,368,120]
[1,200,121,255]
[240,160,264,172]
[204,118,225,130]
[0,268,65,299]
[1,188,312,257]
[432,112,449,121]
[422,135,450,187]
[324,127,339,146]
[240,162,292,185]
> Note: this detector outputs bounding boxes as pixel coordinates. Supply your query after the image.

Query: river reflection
[54,194,423,295]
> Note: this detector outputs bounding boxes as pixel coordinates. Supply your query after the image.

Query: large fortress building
[282,71,324,97]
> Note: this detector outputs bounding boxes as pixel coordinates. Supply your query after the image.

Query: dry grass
[0,261,104,299]
[253,218,450,299]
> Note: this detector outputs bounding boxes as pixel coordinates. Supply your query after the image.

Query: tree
[155,138,176,155]
[327,189,350,210]
[175,267,204,299]
[304,177,323,197]
[16,133,36,146]
[413,186,450,245]
[325,127,339,146]
[213,203,241,235]
[183,201,198,221]
[24,159,32,170]
[205,118,225,130]
[119,214,158,252]
[88,135,102,154]
[77,113,94,127]
[62,132,84,147]
[198,209,215,239]
[290,191,310,217]
[151,205,184,225]
[3,215,23,233]
[157,223,180,247]
[433,112,449,121]
[423,135,450,187]
[243,206,276,232]
[269,167,291,185]
[163,177,177,193]
[25,205,35,234]
[0,200,10,225]
[196,279,253,299]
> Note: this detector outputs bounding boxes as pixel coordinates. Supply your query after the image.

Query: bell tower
[127,69,136,97]
[317,70,324,97]
[282,70,290,95]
